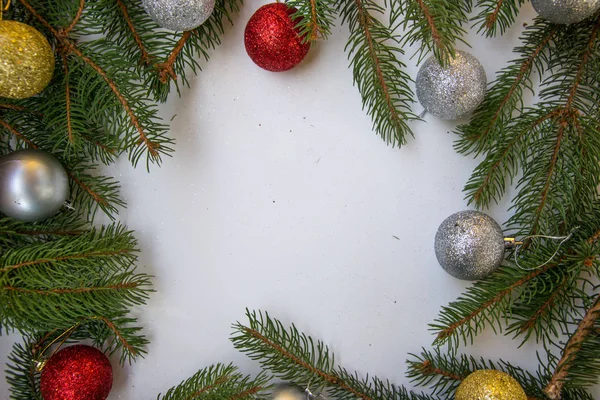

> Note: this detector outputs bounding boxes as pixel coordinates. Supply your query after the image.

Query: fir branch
[455,21,558,158]
[288,0,337,42]
[406,348,594,400]
[474,0,527,36]
[157,363,270,400]
[0,117,38,148]
[232,310,435,400]
[145,0,243,101]
[16,0,174,167]
[62,0,85,34]
[544,293,600,399]
[115,0,153,65]
[390,0,471,64]
[156,31,193,84]
[337,0,417,146]
[432,259,561,346]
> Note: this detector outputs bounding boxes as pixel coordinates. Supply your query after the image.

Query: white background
[2,1,600,398]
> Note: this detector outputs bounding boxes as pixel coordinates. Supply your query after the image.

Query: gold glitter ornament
[0,20,55,99]
[456,370,527,400]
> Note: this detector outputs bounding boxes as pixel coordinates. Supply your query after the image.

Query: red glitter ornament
[40,345,113,400]
[244,3,310,72]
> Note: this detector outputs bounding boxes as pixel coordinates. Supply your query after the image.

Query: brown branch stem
[90,316,138,356]
[485,0,504,29]
[63,0,85,34]
[0,248,132,274]
[0,118,39,148]
[544,293,600,399]
[62,55,74,144]
[156,31,192,83]
[415,360,464,381]
[66,170,109,206]
[308,0,321,40]
[3,282,139,295]
[116,0,153,65]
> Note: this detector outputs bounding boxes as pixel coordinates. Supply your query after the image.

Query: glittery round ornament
[272,383,305,400]
[0,149,69,222]
[0,20,55,99]
[416,50,486,120]
[531,0,600,24]
[434,210,505,280]
[244,3,310,72]
[142,0,216,31]
[40,345,113,400]
[455,370,527,400]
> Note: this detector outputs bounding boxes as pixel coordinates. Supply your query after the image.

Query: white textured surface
[2,2,600,398]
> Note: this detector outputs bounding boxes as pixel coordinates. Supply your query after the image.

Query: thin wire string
[514,226,579,271]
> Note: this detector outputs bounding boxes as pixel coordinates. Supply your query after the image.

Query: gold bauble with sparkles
[455,370,527,400]
[0,20,55,99]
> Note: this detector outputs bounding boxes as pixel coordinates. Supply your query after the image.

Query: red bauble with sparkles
[244,3,310,72]
[40,345,113,400]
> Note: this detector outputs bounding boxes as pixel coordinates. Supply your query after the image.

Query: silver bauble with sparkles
[434,210,505,280]
[416,50,487,120]
[142,0,216,31]
[532,0,600,24]
[0,149,69,222]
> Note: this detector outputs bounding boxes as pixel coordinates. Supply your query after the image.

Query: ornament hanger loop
[513,226,579,271]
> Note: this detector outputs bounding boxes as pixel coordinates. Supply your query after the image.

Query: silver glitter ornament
[434,210,505,280]
[142,0,216,31]
[0,149,69,222]
[416,50,487,120]
[532,0,600,24]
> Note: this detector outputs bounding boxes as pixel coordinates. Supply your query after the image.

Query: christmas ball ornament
[40,345,113,400]
[244,3,310,72]
[272,383,305,400]
[0,20,55,99]
[416,50,486,120]
[142,0,216,31]
[531,0,600,24]
[0,149,69,222]
[434,210,505,280]
[455,370,527,400]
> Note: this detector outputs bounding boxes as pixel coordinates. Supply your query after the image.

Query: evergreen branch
[63,0,85,34]
[455,22,558,157]
[88,315,138,357]
[432,260,561,345]
[17,0,171,166]
[142,0,242,101]
[156,31,193,83]
[0,248,132,274]
[157,363,270,400]
[390,0,471,64]
[115,0,153,65]
[66,170,108,207]
[232,310,435,400]
[544,293,600,399]
[0,118,38,148]
[474,0,527,36]
[406,348,594,400]
[288,0,336,41]
[0,104,31,112]
[338,0,417,146]
[5,335,43,400]
[3,281,140,295]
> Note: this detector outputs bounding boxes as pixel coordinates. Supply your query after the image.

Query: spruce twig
[337,0,417,146]
[544,293,600,399]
